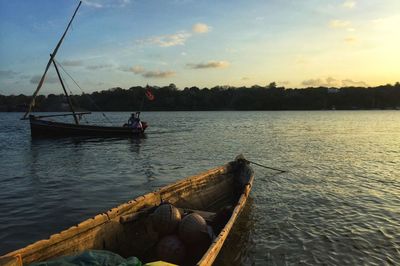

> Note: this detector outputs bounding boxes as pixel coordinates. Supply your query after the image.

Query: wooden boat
[29,115,148,138]
[0,156,254,266]
[22,1,149,138]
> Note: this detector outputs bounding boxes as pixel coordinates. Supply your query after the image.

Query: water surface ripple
[0,111,399,265]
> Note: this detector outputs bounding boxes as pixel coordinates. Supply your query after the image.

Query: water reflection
[214,197,255,266]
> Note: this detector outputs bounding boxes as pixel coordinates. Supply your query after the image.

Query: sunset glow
[0,0,399,95]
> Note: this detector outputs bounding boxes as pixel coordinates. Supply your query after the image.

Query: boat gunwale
[197,167,254,266]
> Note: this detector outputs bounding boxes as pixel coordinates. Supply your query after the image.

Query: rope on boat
[58,70,89,124]
[54,60,114,126]
[246,159,287,173]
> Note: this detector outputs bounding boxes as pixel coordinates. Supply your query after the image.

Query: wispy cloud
[127,66,145,74]
[278,81,290,86]
[86,64,113,70]
[62,60,84,67]
[329,20,351,29]
[138,32,190,47]
[302,77,367,87]
[82,0,131,9]
[136,23,211,47]
[342,79,368,87]
[30,74,59,84]
[302,78,337,87]
[371,15,400,31]
[142,70,175,78]
[192,23,210,33]
[120,65,175,78]
[344,36,357,44]
[342,0,356,9]
[82,0,103,8]
[186,61,230,69]
[0,70,19,79]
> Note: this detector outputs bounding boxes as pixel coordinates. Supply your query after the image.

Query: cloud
[186,61,230,69]
[136,23,210,48]
[192,23,210,33]
[30,74,59,84]
[329,20,351,29]
[82,0,103,8]
[82,0,131,8]
[342,0,356,9]
[301,77,368,87]
[302,77,340,87]
[86,64,113,70]
[326,77,337,84]
[129,66,145,74]
[137,32,190,47]
[278,81,290,86]
[62,60,84,67]
[20,75,31,79]
[120,65,175,78]
[371,15,400,31]
[302,78,324,87]
[142,71,175,78]
[344,36,357,43]
[117,66,131,72]
[241,77,250,80]
[342,79,368,87]
[0,70,19,79]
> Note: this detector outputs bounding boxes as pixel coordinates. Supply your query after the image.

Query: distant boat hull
[29,116,147,138]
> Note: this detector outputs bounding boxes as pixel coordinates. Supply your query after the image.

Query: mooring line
[246,159,287,173]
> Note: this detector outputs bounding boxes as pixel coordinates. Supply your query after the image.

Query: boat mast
[52,58,79,124]
[22,1,82,119]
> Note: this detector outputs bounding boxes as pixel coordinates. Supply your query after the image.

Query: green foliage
[1,83,400,111]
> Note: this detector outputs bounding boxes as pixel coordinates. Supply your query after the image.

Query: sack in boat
[28,250,141,266]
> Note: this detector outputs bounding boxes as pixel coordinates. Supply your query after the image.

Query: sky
[0,0,399,95]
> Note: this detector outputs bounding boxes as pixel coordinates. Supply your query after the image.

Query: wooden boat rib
[0,157,254,266]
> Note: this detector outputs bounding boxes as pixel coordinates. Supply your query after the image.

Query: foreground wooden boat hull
[0,158,254,266]
[29,117,146,138]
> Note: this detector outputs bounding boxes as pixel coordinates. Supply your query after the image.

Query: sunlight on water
[0,111,399,265]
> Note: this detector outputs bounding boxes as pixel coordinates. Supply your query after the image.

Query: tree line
[1,82,400,112]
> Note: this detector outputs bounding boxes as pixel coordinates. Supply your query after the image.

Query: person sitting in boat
[127,112,143,130]
[127,113,136,126]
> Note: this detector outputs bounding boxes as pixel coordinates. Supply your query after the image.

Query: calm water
[0,111,399,265]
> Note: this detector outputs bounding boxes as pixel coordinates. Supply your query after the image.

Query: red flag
[145,88,155,101]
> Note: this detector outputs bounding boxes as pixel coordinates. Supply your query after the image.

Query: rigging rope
[54,60,113,125]
[63,81,89,124]
[55,68,80,121]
